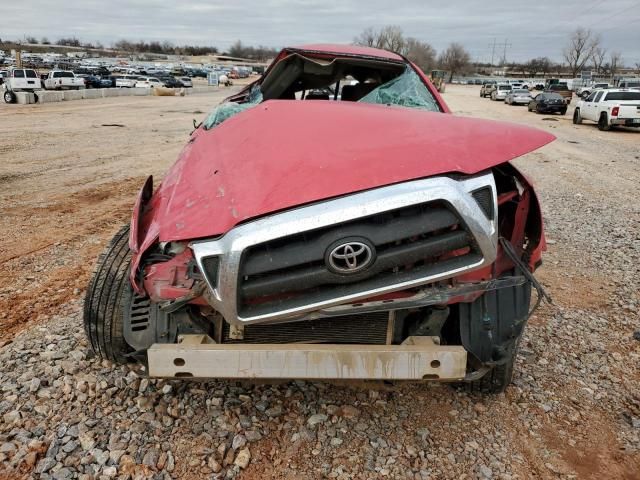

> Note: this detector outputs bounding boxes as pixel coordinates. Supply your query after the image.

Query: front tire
[83,225,134,363]
[573,109,582,124]
[459,278,532,393]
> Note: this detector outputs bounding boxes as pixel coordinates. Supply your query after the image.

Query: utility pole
[501,38,512,65]
[489,38,497,66]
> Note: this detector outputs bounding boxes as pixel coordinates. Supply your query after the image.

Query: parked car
[84,43,554,394]
[573,89,640,130]
[491,83,512,101]
[134,76,164,88]
[618,80,640,89]
[115,75,139,88]
[528,92,567,115]
[156,75,182,88]
[577,82,611,98]
[190,69,208,78]
[178,77,193,88]
[2,68,42,103]
[76,74,103,89]
[43,70,85,90]
[480,81,497,97]
[99,76,114,88]
[505,89,533,105]
[544,83,572,104]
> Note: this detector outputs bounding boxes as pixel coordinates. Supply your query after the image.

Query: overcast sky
[3,0,640,64]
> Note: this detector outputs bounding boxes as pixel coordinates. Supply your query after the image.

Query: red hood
[143,100,554,243]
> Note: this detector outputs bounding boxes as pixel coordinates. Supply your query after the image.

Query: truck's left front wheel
[83,225,135,363]
[4,91,16,103]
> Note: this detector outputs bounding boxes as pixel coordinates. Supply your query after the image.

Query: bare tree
[353,27,378,48]
[527,57,552,76]
[563,27,599,77]
[378,25,405,52]
[354,26,437,71]
[591,47,607,74]
[438,43,471,82]
[636,62,640,74]
[609,51,623,77]
[403,37,436,72]
[354,25,405,53]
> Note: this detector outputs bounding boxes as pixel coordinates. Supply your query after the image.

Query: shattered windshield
[358,67,440,112]
[203,64,441,130]
[203,87,263,130]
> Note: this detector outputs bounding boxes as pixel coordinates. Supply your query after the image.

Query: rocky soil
[1,85,639,479]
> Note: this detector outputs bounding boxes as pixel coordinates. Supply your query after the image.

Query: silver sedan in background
[505,88,533,105]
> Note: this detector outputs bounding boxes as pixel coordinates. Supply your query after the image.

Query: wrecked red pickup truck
[84,44,554,393]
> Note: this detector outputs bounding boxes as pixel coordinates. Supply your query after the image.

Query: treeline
[354,26,470,81]
[227,41,279,61]
[19,35,219,56]
[112,40,218,56]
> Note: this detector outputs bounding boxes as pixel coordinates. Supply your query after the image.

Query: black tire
[560,108,567,115]
[455,275,532,394]
[598,113,611,131]
[573,109,582,124]
[83,225,134,363]
[4,90,16,104]
[467,347,520,394]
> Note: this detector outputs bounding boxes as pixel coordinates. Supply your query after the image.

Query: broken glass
[358,67,440,112]
[203,87,263,130]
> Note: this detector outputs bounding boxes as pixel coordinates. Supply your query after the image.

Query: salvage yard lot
[0,85,639,479]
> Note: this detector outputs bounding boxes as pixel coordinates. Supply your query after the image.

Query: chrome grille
[192,173,498,325]
[237,202,479,318]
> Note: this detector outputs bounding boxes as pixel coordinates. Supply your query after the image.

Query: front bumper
[191,173,498,326]
[148,335,467,380]
[539,104,565,112]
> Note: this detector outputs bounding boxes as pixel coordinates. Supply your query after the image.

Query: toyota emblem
[327,239,375,274]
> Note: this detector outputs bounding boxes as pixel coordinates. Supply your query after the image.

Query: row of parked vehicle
[479,79,640,131]
[0,67,198,103]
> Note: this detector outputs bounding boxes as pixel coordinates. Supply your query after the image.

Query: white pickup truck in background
[576,82,611,98]
[573,89,640,131]
[1,68,43,103]
[43,70,85,90]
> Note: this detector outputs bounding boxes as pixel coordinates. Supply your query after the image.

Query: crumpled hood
[147,100,555,242]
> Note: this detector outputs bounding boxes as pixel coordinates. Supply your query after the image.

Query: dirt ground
[0,85,243,340]
[1,84,639,479]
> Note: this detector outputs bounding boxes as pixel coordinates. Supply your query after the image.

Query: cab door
[581,92,598,121]
[10,69,28,89]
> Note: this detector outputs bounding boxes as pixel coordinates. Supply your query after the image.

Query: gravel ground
[1,85,639,479]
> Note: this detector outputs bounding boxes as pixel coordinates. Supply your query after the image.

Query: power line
[488,38,511,66]
[585,1,640,28]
